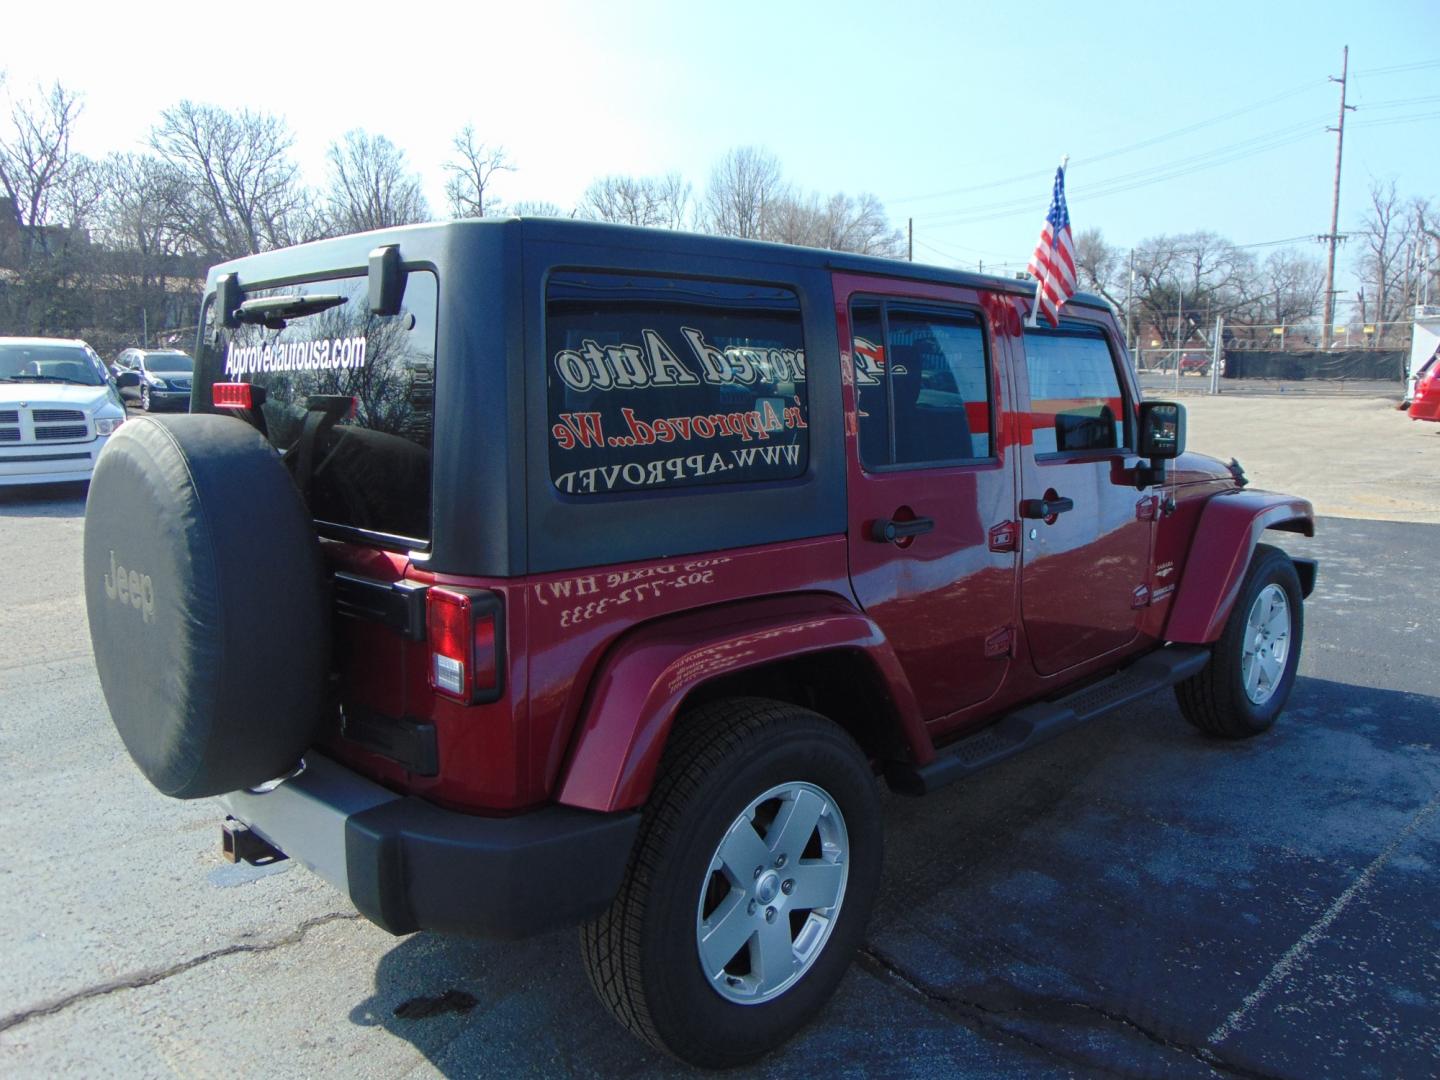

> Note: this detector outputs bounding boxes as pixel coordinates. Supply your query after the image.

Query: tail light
[212,382,258,409]
[426,587,505,704]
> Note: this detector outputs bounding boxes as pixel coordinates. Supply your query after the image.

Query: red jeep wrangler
[83,219,1315,1067]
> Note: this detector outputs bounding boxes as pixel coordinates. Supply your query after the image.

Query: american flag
[1026,166,1076,327]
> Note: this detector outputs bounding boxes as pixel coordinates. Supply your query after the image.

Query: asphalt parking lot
[1,394,1437,1078]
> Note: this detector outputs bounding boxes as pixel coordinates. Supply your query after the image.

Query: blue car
[113,349,195,412]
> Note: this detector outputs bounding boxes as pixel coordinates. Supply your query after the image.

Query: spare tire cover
[84,414,329,798]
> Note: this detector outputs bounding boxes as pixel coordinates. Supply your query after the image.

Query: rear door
[193,269,441,754]
[837,273,1019,722]
[1015,317,1153,675]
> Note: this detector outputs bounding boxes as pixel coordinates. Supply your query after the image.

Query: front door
[1015,317,1152,676]
[838,275,1019,721]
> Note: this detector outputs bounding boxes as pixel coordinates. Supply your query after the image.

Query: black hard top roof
[208,216,1111,312]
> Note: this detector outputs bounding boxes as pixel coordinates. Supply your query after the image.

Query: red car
[83,219,1316,1067]
[1411,355,1440,422]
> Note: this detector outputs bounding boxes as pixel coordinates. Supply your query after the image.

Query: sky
[3,0,1438,311]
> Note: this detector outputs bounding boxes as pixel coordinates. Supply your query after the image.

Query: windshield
[147,353,194,374]
[0,343,107,386]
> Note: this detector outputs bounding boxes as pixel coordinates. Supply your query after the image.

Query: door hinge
[988,520,1019,553]
[1136,495,1159,522]
[984,626,1014,659]
[1130,584,1151,609]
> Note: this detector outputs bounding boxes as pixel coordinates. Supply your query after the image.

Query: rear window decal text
[224,334,368,376]
[552,327,805,393]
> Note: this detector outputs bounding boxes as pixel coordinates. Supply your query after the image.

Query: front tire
[140,384,152,412]
[581,698,882,1068]
[1176,543,1303,738]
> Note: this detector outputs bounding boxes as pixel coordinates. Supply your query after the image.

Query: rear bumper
[127,391,189,410]
[1410,394,1440,422]
[220,754,640,939]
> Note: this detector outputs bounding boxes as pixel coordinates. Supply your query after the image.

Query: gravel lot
[0,393,1436,1078]
[1182,392,1440,524]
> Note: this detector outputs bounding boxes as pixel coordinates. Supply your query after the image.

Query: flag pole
[1026,156,1070,329]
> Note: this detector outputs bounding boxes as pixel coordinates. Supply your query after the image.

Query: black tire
[1176,543,1303,738]
[83,414,329,798]
[140,384,151,412]
[581,698,882,1068]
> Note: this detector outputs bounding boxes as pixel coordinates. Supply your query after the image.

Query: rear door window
[546,272,808,495]
[850,301,993,468]
[200,271,438,545]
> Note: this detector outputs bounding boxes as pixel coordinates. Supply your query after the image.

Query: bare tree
[149,100,306,259]
[1130,231,1262,347]
[443,125,513,218]
[1072,228,1125,311]
[1354,178,1415,330]
[507,200,572,218]
[50,154,106,234]
[763,191,904,256]
[89,152,197,344]
[0,81,101,335]
[578,172,690,228]
[321,129,429,235]
[703,146,786,239]
[1253,248,1324,326]
[0,80,84,257]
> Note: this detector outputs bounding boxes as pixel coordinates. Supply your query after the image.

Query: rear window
[147,353,193,373]
[201,271,437,545]
[546,272,809,495]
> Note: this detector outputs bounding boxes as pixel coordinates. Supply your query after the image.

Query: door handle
[1019,497,1074,519]
[870,516,935,543]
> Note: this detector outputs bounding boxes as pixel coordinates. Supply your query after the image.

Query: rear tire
[1176,543,1303,738]
[580,698,882,1068]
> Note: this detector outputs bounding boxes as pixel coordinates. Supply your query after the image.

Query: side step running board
[885,646,1211,797]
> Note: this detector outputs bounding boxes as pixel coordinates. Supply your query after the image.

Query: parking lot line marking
[1207,787,1440,1046]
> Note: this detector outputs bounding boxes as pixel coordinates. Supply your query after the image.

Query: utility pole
[1174,284,1184,395]
[1320,45,1356,350]
[1126,248,1136,352]
[907,218,913,262]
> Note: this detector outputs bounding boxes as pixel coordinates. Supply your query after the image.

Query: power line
[891,64,1437,230]
[918,120,1329,227]
[1234,234,1317,250]
[1352,59,1440,77]
[1351,110,1440,130]
[1353,93,1440,109]
[914,104,1436,232]
[889,78,1328,205]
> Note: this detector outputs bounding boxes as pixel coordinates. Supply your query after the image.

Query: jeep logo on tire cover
[103,550,156,624]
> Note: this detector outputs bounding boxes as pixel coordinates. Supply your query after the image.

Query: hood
[0,382,116,412]
[1171,449,1241,487]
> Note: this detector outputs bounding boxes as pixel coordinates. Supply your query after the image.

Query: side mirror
[116,371,141,388]
[1135,401,1186,489]
[1138,401,1186,458]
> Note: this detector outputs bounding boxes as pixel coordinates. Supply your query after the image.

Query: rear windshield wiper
[233,293,347,330]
